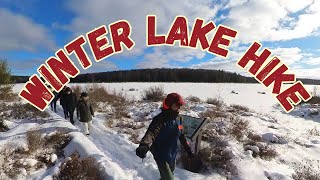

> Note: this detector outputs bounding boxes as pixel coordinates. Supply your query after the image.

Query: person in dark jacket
[47,85,58,113]
[76,92,94,136]
[136,93,194,180]
[64,87,78,124]
[57,86,68,118]
[50,91,58,113]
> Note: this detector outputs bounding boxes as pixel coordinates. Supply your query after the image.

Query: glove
[136,144,149,159]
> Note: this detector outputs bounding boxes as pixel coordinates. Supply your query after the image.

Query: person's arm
[136,114,163,159]
[76,101,80,118]
[140,114,163,147]
[73,94,78,104]
[56,92,61,100]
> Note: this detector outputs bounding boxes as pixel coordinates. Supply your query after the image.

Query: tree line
[11,68,320,84]
[70,68,255,83]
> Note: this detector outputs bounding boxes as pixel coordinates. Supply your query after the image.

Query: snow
[50,154,57,163]
[3,83,319,179]
[245,145,260,154]
[23,158,38,167]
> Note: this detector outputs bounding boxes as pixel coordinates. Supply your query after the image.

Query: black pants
[62,104,69,118]
[50,100,57,112]
[67,107,75,124]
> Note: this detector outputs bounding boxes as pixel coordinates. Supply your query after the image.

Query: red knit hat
[163,93,185,109]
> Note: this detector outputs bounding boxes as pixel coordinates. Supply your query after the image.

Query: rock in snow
[50,154,58,163]
[262,133,287,144]
[245,145,260,154]
[23,158,38,167]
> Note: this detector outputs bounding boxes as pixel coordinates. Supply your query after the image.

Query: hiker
[50,91,58,112]
[136,93,194,180]
[57,86,68,118]
[47,85,58,113]
[77,92,94,136]
[64,87,78,124]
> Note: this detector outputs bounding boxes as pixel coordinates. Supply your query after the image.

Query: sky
[0,0,319,79]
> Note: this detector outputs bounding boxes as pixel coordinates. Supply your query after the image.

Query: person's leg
[62,105,67,119]
[53,100,57,112]
[83,122,89,135]
[169,160,176,174]
[88,121,93,134]
[69,108,75,124]
[65,106,69,118]
[155,159,174,180]
[50,102,53,111]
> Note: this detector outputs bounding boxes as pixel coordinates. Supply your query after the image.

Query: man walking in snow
[57,86,68,118]
[64,87,78,124]
[50,91,58,113]
[76,92,95,136]
[136,93,194,180]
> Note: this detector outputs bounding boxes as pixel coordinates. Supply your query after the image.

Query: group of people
[50,86,95,136]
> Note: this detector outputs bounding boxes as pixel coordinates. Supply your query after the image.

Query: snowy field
[1,83,319,180]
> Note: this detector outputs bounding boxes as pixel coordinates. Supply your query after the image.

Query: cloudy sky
[1,0,320,79]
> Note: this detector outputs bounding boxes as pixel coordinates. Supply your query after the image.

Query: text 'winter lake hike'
[19,15,312,112]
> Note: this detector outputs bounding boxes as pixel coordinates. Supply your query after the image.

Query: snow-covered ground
[2,83,319,180]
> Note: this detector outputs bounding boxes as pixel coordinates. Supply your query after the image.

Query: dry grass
[129,133,140,144]
[71,85,82,97]
[26,129,45,153]
[228,115,249,141]
[259,145,278,160]
[54,152,103,180]
[141,85,164,102]
[199,109,228,119]
[194,146,233,174]
[307,96,320,105]
[247,132,263,142]
[104,119,113,128]
[79,84,132,106]
[309,111,319,116]
[0,111,9,131]
[45,130,71,156]
[76,84,132,118]
[230,104,250,112]
[308,127,320,136]
[206,98,224,108]
[0,147,38,178]
[0,146,22,178]
[0,85,16,101]
[111,91,131,120]
[292,162,320,180]
[0,130,71,179]
[186,96,201,103]
[115,121,145,130]
[87,84,113,103]
[26,129,71,155]
[10,103,50,120]
[179,151,203,173]
[244,141,278,160]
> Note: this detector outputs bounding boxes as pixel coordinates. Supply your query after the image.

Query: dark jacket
[52,91,59,102]
[57,90,66,106]
[76,99,94,122]
[140,109,191,163]
[64,93,78,109]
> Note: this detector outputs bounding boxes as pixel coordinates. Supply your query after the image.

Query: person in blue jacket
[136,93,193,180]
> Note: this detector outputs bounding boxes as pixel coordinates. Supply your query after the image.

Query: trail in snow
[54,106,220,180]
